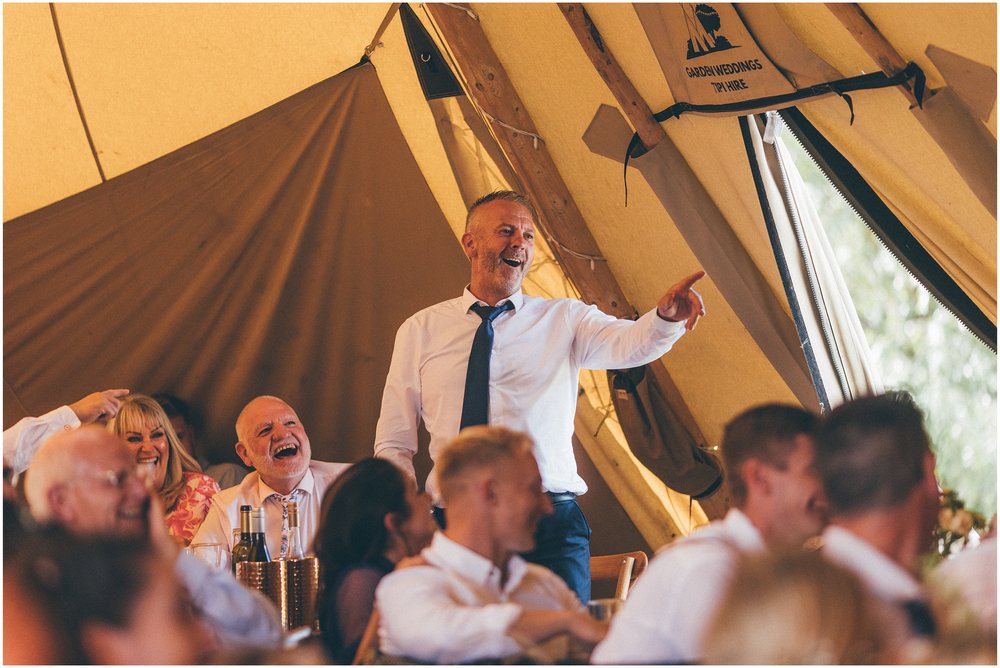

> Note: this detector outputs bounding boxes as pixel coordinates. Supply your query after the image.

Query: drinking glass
[586,597,622,621]
[187,542,229,571]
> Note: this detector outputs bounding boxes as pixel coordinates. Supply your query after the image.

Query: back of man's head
[437,425,534,505]
[722,404,820,507]
[816,393,931,516]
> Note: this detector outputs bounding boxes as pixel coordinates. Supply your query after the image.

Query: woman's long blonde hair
[109,394,202,511]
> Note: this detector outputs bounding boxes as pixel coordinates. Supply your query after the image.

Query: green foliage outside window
[785,139,997,517]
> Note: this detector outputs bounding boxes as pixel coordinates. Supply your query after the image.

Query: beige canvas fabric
[752,115,884,405]
[3,3,994,550]
[3,63,470,469]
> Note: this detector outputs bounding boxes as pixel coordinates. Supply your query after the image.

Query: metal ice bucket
[235,557,319,631]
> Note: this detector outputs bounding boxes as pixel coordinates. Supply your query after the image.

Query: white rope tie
[480,110,545,149]
[440,2,478,21]
[543,233,608,271]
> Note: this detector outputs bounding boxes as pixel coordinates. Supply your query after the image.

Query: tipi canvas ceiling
[4,3,996,549]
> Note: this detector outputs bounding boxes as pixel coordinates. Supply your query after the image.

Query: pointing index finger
[677,270,706,292]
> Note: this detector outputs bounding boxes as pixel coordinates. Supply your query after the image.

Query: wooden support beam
[825,3,920,106]
[426,2,629,319]
[557,3,665,152]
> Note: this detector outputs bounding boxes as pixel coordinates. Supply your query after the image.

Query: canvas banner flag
[635,3,796,107]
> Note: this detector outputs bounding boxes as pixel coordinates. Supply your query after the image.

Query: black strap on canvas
[623,62,926,204]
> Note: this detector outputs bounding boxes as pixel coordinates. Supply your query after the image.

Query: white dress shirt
[191,460,350,557]
[175,550,283,649]
[822,525,932,656]
[376,532,582,664]
[592,508,765,664]
[3,405,80,475]
[374,288,686,502]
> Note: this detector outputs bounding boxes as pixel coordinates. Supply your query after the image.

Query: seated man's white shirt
[822,525,932,655]
[3,406,79,475]
[591,508,765,664]
[191,460,349,556]
[376,532,582,664]
[175,550,283,649]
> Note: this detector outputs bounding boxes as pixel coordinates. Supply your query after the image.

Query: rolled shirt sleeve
[3,405,80,475]
[175,551,283,649]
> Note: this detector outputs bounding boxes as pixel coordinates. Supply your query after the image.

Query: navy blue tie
[460,302,514,430]
[901,599,937,638]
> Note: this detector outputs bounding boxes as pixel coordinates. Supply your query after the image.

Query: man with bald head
[192,395,350,558]
[22,425,283,649]
[24,426,148,537]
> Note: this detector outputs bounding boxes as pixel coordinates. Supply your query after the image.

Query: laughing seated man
[592,404,829,664]
[376,426,607,664]
[192,395,350,558]
[22,426,283,650]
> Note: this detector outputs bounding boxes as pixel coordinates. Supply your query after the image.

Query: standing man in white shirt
[192,395,350,557]
[816,393,942,661]
[374,190,705,602]
[376,426,607,663]
[592,404,828,664]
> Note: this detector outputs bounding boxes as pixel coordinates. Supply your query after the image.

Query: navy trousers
[433,495,592,604]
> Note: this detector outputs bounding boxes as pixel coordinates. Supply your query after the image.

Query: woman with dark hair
[315,458,435,663]
[109,394,220,545]
[15,527,212,664]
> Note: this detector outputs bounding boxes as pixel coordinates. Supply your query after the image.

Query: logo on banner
[684,4,736,59]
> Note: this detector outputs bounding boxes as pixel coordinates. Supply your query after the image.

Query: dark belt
[546,491,577,503]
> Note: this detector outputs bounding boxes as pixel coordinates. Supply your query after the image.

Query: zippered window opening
[769,111,997,518]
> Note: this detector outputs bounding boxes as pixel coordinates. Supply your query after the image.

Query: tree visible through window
[783,137,997,518]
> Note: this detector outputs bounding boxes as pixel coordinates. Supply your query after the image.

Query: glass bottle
[231,504,253,574]
[282,500,306,560]
[247,507,272,563]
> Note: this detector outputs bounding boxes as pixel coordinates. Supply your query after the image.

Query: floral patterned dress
[165,472,220,546]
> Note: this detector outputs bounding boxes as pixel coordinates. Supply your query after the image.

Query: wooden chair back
[589,550,648,600]
[351,608,381,665]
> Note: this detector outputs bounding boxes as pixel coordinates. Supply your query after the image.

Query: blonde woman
[703,550,886,664]
[110,394,219,545]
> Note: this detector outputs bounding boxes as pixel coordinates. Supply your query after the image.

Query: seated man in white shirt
[192,395,350,557]
[376,426,607,664]
[592,404,828,664]
[4,388,130,476]
[816,393,942,661]
[22,426,283,650]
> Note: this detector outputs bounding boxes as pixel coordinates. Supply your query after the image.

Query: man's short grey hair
[437,425,535,502]
[465,190,539,232]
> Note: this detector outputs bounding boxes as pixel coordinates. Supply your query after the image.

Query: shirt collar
[461,286,523,313]
[426,532,528,593]
[822,525,923,602]
[721,507,768,553]
[255,466,315,501]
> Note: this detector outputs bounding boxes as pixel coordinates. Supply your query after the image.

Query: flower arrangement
[934,487,988,557]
